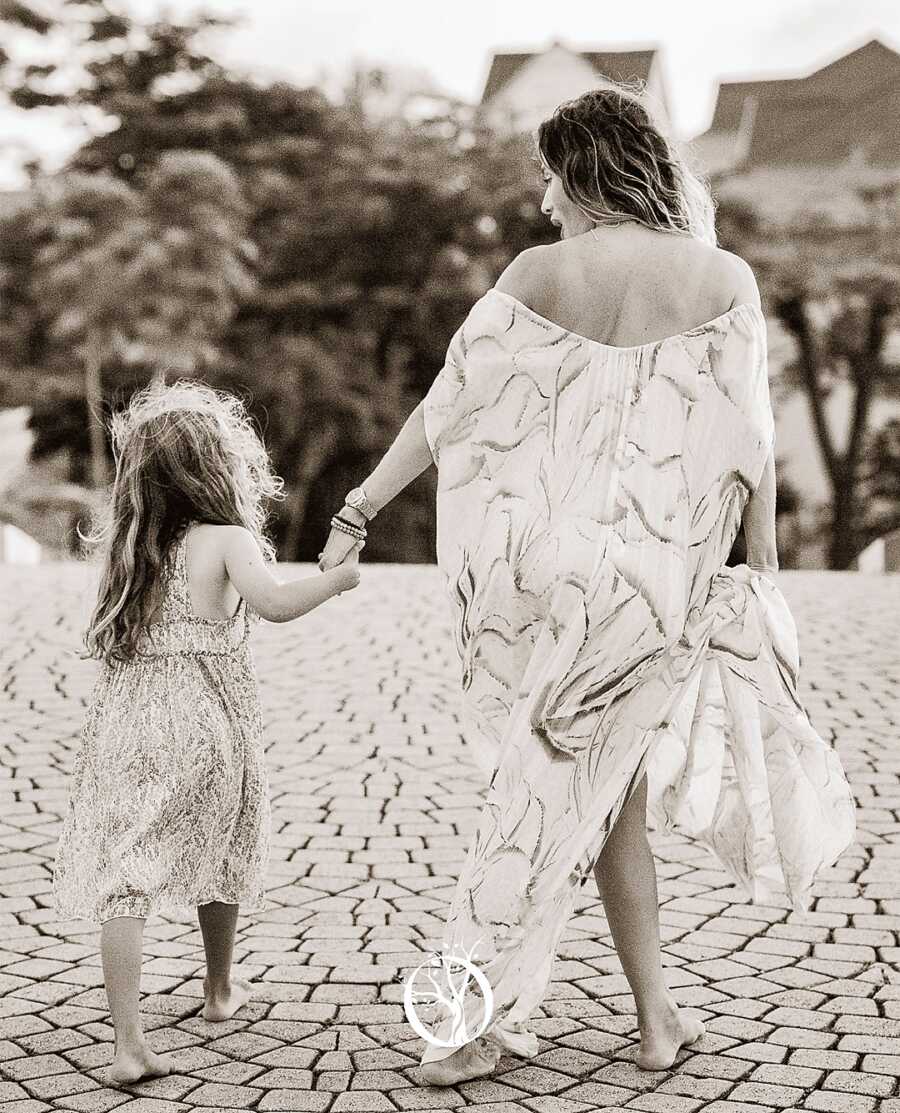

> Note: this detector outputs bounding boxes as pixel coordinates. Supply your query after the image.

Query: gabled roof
[482,46,656,103]
[701,37,900,169]
[707,37,900,133]
[709,78,804,131]
[748,80,900,166]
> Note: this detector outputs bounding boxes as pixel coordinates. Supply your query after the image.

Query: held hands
[318,525,363,595]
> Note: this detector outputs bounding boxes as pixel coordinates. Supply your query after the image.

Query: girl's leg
[100,916,172,1083]
[197,901,251,1021]
[593,773,704,1070]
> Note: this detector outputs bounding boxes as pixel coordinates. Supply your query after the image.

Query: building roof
[709,78,805,131]
[703,38,900,167]
[748,80,900,166]
[481,45,657,103]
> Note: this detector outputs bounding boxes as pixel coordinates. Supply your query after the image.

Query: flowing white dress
[418,288,856,1065]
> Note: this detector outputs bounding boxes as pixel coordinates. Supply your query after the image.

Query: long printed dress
[53,524,270,923]
[419,288,857,1064]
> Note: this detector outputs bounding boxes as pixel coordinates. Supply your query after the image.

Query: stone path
[0,564,898,1113]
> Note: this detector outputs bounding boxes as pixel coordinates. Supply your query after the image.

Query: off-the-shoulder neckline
[488,288,764,354]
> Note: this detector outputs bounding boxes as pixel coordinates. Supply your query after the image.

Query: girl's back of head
[84,380,282,662]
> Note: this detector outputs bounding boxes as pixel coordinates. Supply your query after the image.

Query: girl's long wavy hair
[537,83,717,245]
[83,380,283,662]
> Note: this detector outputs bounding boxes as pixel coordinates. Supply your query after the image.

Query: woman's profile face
[540,162,593,239]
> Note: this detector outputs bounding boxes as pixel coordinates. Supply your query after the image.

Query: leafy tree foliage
[716,166,900,568]
[0,4,549,560]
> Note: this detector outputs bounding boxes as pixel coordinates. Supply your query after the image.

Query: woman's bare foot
[420,1036,501,1086]
[202,976,251,1022]
[108,1044,172,1085]
[636,997,705,1070]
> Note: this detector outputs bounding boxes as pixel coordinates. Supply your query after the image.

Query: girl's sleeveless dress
[53,525,270,923]
[419,289,857,1066]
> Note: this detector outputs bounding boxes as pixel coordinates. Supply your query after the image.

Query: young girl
[53,381,361,1085]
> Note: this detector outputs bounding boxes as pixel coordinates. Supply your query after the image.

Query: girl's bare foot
[202,976,251,1022]
[636,997,705,1070]
[108,1044,172,1085]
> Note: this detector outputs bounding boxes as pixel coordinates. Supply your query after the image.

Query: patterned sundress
[53,523,270,923]
[418,288,857,1065]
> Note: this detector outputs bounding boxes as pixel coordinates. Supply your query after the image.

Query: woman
[318,86,857,1086]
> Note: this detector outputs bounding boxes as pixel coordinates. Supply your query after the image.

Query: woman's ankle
[203,974,231,999]
[113,1028,148,1055]
[636,992,679,1028]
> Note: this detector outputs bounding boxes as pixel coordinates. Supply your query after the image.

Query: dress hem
[53,890,272,925]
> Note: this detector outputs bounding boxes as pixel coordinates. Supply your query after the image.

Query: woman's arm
[223,526,357,621]
[725,254,778,574]
[351,400,434,516]
[317,401,434,568]
[743,449,779,574]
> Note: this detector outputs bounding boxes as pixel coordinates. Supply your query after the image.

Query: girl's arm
[223,526,358,622]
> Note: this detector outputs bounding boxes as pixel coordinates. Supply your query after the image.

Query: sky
[1,0,899,187]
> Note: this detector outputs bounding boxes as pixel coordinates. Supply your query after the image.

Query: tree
[24,151,253,486]
[861,417,900,544]
[716,164,900,568]
[0,0,230,121]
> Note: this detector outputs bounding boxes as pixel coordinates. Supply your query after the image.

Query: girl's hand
[332,557,361,595]
[318,526,363,573]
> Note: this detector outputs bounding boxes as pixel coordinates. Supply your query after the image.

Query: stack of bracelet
[331,513,367,548]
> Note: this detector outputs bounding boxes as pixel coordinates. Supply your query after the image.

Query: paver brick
[18,1071,99,1100]
[623,1094,705,1112]
[837,1034,900,1054]
[2,1052,75,1080]
[824,1069,896,1096]
[751,1062,824,1087]
[769,1027,839,1049]
[725,1041,789,1063]
[57,1088,133,1112]
[788,1048,860,1070]
[731,1080,807,1106]
[699,1102,781,1113]
[257,1092,332,1111]
[761,1006,833,1029]
[803,1092,878,1113]
[554,1081,637,1106]
[656,1075,733,1100]
[680,1053,753,1080]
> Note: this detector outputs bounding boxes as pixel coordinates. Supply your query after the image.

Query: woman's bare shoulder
[493,243,562,306]
[492,237,761,317]
[710,246,762,310]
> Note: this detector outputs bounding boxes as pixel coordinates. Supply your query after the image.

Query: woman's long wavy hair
[83,380,283,662]
[536,83,717,245]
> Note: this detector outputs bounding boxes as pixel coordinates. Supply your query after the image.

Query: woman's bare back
[496,224,759,350]
[492,223,775,571]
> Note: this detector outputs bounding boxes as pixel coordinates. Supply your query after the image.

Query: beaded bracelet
[334,512,368,534]
[331,515,366,541]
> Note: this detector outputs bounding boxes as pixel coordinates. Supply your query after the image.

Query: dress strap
[168,525,195,618]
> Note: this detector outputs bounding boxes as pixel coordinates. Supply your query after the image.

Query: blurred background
[0,0,898,570]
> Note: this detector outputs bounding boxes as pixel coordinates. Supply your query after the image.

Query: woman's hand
[318,526,363,573]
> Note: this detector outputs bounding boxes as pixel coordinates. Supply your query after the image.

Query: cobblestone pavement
[1,564,898,1113]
